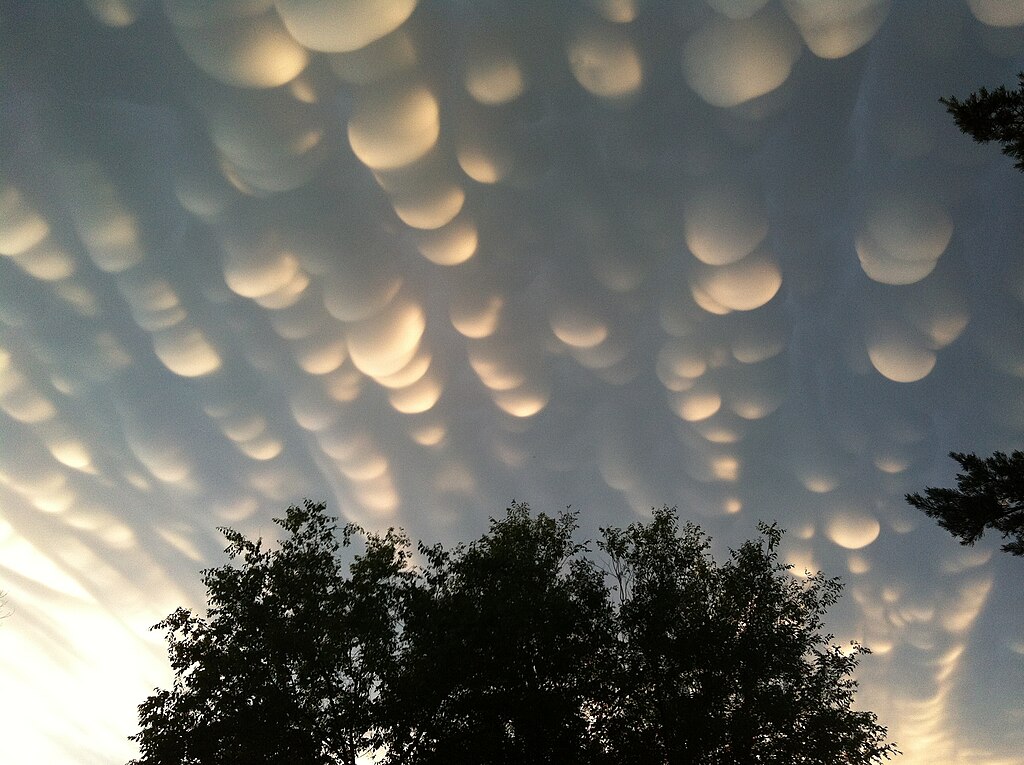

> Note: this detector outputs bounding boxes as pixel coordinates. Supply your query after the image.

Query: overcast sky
[1,1,1023,762]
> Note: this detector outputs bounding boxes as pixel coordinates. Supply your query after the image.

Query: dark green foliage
[907,451,1024,557]
[594,510,895,764]
[130,501,897,765]
[379,503,615,764]
[941,73,1024,170]
[129,499,413,765]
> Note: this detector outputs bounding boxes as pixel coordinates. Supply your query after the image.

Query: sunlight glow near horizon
[1,0,1023,763]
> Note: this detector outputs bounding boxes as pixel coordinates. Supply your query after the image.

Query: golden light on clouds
[825,509,881,550]
[10,242,76,282]
[468,342,527,392]
[966,0,1024,27]
[322,260,403,323]
[236,435,284,461]
[410,421,446,446]
[416,216,479,266]
[730,320,786,364]
[127,435,193,484]
[338,451,389,482]
[671,387,722,422]
[223,245,302,300]
[684,177,768,266]
[465,50,526,106]
[120,276,183,332]
[457,141,506,185]
[692,252,783,312]
[151,324,222,378]
[857,238,939,285]
[347,83,441,171]
[491,383,550,418]
[658,340,708,386]
[215,411,268,444]
[170,8,309,89]
[939,577,993,633]
[797,468,839,494]
[0,186,49,257]
[690,284,733,315]
[346,291,426,378]
[710,455,740,481]
[0,362,57,425]
[274,0,418,53]
[449,289,502,337]
[587,0,641,23]
[726,385,783,420]
[62,163,144,274]
[4,3,1024,762]
[857,191,953,286]
[866,325,937,383]
[550,305,609,349]
[375,349,431,389]
[84,0,142,27]
[388,370,443,414]
[254,270,311,310]
[47,440,94,472]
[682,11,801,108]
[288,380,341,431]
[389,180,465,230]
[783,0,891,59]
[324,364,364,402]
[568,21,644,101]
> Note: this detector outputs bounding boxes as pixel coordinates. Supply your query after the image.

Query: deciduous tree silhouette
[378,504,615,765]
[129,501,897,765]
[941,73,1024,171]
[592,509,895,764]
[907,451,1024,557]
[129,500,412,765]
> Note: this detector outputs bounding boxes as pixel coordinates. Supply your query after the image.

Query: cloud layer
[1,1,1023,761]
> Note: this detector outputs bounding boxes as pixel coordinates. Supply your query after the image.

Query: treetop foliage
[941,72,1024,170]
[129,499,897,765]
[907,450,1024,557]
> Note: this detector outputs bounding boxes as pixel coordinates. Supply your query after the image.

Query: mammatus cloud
[0,1,1022,762]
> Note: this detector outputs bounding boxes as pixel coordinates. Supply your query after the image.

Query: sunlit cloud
[2,2,1024,763]
[682,11,802,108]
[169,4,309,89]
[567,19,644,101]
[348,82,441,171]
[967,0,1024,27]
[783,0,891,59]
[275,0,418,53]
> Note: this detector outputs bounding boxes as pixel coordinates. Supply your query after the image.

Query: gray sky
[1,1,1023,762]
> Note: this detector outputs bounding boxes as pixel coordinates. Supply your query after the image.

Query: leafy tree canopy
[907,450,1024,557]
[129,500,412,765]
[130,500,897,765]
[941,73,1024,171]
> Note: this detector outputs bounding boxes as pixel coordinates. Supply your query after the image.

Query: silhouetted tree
[941,73,1024,170]
[378,503,615,765]
[129,499,412,765]
[592,509,896,764]
[907,451,1024,557]
[129,501,897,764]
